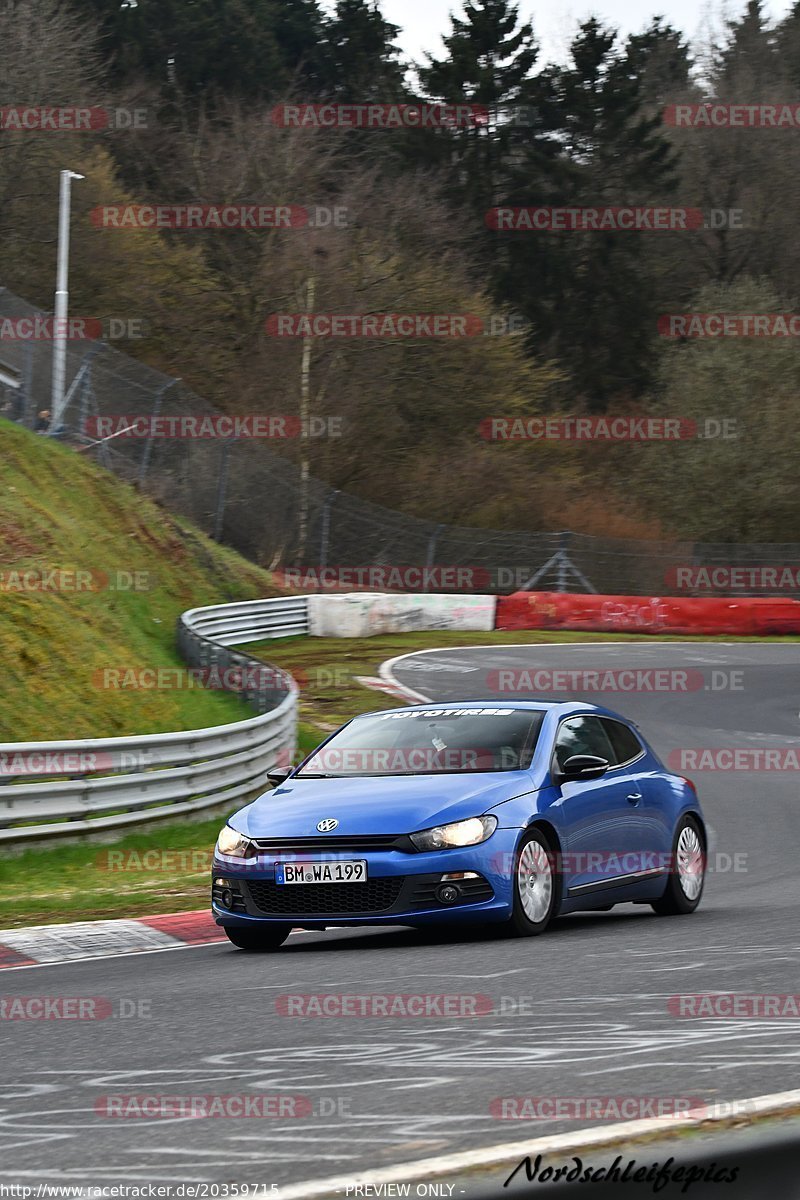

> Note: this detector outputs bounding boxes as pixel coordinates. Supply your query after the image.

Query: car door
[552,715,642,893]
[600,716,672,866]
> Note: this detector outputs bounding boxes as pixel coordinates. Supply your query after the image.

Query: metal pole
[319,488,339,569]
[213,438,238,542]
[139,380,178,487]
[297,274,315,562]
[425,524,444,570]
[50,170,84,432]
[22,340,33,426]
[557,531,570,592]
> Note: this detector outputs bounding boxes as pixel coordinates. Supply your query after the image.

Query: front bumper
[211,828,519,929]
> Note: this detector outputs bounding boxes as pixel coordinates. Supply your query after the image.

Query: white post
[50,169,84,432]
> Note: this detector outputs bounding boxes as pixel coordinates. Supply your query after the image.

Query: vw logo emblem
[316,818,339,833]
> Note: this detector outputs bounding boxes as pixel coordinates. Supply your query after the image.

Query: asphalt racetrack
[2,641,800,1188]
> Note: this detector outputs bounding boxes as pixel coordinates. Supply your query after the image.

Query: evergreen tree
[715,0,777,93]
[66,0,326,99]
[322,0,406,99]
[775,2,800,90]
[418,0,541,208]
[500,20,680,409]
[621,18,693,106]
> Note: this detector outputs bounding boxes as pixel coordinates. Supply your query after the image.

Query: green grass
[0,419,288,740]
[0,816,228,928]
[0,419,296,924]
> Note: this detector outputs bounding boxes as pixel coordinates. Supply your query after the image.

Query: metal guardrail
[0,596,308,846]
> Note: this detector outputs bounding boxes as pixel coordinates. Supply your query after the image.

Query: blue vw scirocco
[211,701,706,950]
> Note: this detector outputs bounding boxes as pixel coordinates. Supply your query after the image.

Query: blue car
[212,701,706,951]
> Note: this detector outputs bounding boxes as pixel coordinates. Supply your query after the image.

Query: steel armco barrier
[0,597,309,846]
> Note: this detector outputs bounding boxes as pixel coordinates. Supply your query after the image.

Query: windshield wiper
[296,772,347,779]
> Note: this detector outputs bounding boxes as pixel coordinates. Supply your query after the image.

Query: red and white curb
[0,909,226,968]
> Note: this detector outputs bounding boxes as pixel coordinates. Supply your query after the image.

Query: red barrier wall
[495,592,800,636]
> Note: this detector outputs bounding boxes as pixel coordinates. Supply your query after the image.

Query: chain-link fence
[3,283,799,597]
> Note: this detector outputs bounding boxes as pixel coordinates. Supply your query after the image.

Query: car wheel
[223,925,292,951]
[505,827,559,936]
[651,815,705,916]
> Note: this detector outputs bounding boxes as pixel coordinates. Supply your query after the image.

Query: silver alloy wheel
[676,825,704,900]
[517,839,553,923]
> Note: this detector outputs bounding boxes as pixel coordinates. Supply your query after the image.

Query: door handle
[626,792,642,803]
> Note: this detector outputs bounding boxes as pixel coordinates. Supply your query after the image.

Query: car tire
[651,815,705,916]
[504,827,560,936]
[223,925,292,951]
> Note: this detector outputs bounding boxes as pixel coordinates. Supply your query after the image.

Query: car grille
[252,835,414,853]
[246,877,404,915]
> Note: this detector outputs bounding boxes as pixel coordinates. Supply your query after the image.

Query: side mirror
[267,767,293,787]
[559,754,610,782]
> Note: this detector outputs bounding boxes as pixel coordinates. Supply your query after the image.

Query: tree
[632,279,800,541]
[715,0,777,92]
[322,0,406,99]
[775,1,800,90]
[621,18,693,106]
[497,19,680,410]
[66,0,326,99]
[418,0,541,209]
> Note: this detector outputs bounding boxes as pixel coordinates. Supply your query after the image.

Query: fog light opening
[220,888,234,910]
[436,883,461,905]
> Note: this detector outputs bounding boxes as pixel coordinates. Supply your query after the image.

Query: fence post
[426,524,444,572]
[213,437,239,541]
[319,489,339,569]
[139,379,178,487]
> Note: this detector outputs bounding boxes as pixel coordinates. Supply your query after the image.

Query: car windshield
[296,707,545,777]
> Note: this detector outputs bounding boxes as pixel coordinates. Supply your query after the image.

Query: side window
[601,719,644,766]
[553,716,617,771]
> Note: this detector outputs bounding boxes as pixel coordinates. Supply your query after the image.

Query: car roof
[361,700,629,721]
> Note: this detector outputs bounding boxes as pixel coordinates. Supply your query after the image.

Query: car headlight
[410,815,497,852]
[215,826,255,859]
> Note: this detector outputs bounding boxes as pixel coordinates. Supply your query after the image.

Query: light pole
[50,169,85,433]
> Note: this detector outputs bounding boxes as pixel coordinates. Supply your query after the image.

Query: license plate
[275,860,368,885]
